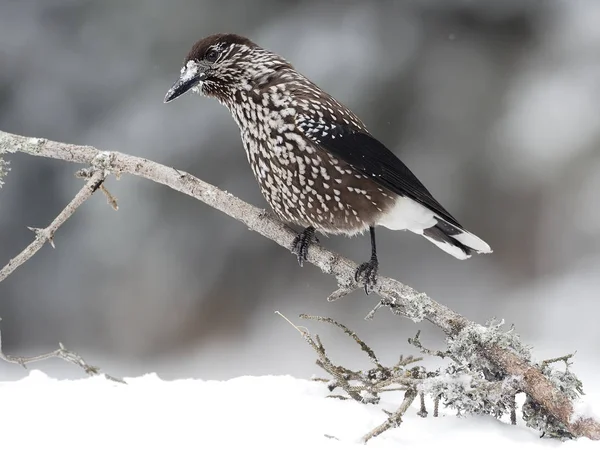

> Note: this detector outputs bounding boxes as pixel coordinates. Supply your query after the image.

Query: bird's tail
[419,218,492,260]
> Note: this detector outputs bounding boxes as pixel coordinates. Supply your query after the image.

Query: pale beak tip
[164,89,175,104]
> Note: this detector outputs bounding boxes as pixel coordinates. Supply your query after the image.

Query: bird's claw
[291,227,318,267]
[355,257,378,295]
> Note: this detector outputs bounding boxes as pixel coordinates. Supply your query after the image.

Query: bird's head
[164,33,291,104]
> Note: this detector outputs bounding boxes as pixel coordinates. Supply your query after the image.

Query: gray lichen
[431,320,586,439]
[540,359,583,401]
[380,288,432,323]
[428,320,527,421]
[0,156,8,188]
[420,368,521,420]
[0,133,17,189]
[448,319,532,368]
[522,395,573,439]
[521,355,584,440]
[289,309,590,440]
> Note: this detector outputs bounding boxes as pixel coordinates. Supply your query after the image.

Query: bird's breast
[223,86,396,235]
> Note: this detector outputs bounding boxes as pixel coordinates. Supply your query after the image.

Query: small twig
[364,300,385,320]
[511,395,517,425]
[311,377,330,383]
[371,375,419,391]
[0,170,107,283]
[300,314,383,369]
[541,353,576,369]
[100,184,119,210]
[274,311,309,335]
[362,388,418,443]
[394,354,423,369]
[276,312,364,402]
[286,313,430,441]
[417,392,428,418]
[327,285,358,302]
[409,330,464,368]
[409,330,450,359]
[0,318,124,383]
[327,395,350,401]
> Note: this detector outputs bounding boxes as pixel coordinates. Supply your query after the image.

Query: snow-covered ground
[1,370,597,449]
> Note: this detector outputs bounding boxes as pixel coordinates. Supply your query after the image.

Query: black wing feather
[299,120,462,228]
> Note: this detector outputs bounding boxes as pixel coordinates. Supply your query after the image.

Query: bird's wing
[295,113,462,228]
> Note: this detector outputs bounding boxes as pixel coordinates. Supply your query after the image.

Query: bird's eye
[205,49,219,63]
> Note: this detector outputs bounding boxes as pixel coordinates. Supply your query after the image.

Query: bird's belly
[242,135,395,235]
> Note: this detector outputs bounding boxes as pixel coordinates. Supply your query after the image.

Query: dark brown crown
[185,33,258,63]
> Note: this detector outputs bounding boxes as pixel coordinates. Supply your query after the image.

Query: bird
[164,33,492,294]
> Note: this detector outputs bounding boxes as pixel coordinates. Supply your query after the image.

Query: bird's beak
[164,62,206,103]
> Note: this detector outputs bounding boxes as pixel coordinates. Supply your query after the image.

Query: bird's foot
[291,226,318,267]
[355,257,378,295]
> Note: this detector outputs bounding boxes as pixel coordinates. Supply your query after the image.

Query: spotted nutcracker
[164,33,492,294]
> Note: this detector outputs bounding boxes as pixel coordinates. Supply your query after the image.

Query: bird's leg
[291,226,319,267]
[355,226,379,295]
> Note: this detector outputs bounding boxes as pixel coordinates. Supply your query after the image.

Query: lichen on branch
[0,148,11,188]
[0,157,8,188]
[285,314,588,442]
[0,129,598,441]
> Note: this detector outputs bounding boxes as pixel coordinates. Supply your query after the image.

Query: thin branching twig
[541,353,576,369]
[299,314,383,369]
[275,312,364,402]
[0,170,108,282]
[0,318,124,383]
[418,391,428,418]
[362,389,419,443]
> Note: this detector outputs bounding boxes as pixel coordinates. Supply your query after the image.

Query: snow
[420,372,474,393]
[1,370,598,449]
[571,397,600,424]
[27,137,45,146]
[180,60,199,82]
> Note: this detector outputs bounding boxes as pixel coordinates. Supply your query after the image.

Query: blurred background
[0,0,599,386]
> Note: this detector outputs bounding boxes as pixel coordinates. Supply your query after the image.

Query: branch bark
[1,129,598,440]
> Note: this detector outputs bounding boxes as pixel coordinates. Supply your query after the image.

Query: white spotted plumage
[167,33,492,261]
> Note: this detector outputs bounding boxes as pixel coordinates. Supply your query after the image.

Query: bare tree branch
[275,311,367,402]
[418,391,428,418]
[0,167,123,380]
[361,388,418,443]
[0,169,107,282]
[1,129,598,441]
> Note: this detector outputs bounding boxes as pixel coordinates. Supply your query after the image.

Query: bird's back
[225,70,396,235]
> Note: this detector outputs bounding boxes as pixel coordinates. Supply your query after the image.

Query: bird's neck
[219,68,301,129]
